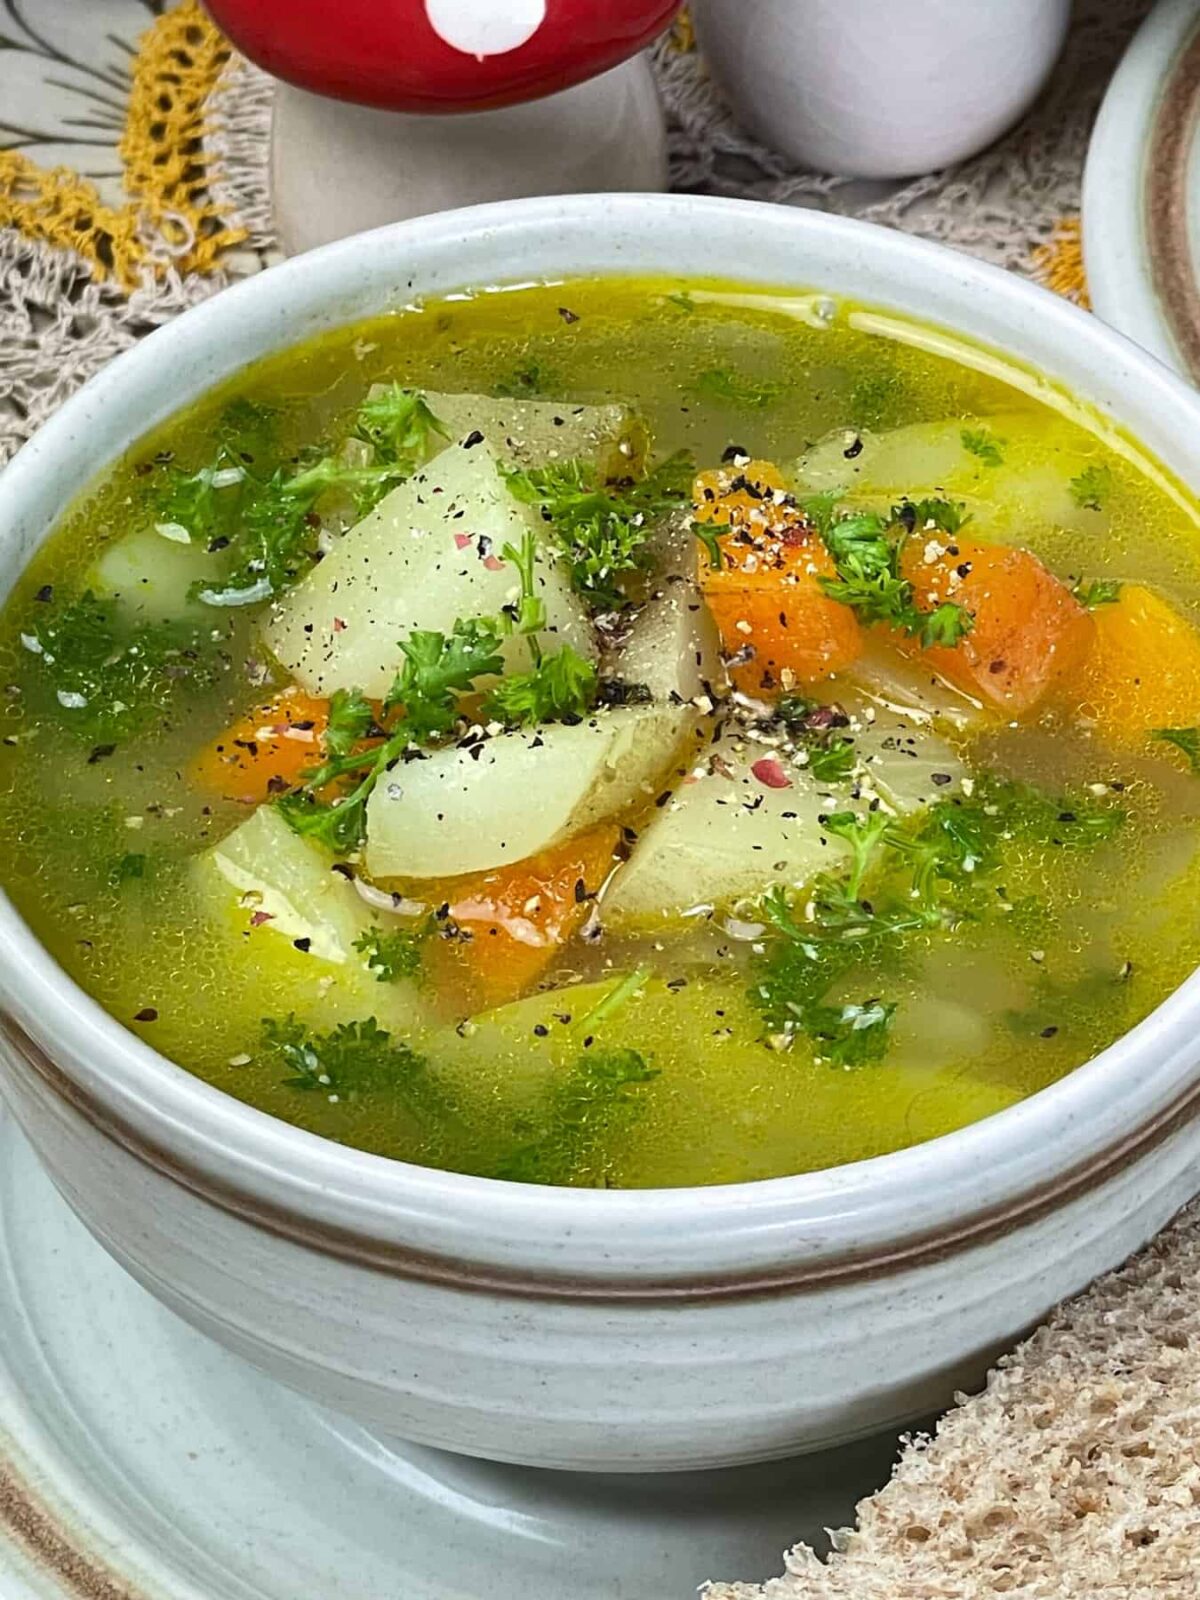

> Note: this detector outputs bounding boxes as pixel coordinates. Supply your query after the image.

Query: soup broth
[4,276,1200,1187]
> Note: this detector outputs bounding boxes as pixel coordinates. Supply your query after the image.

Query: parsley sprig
[276,615,506,852]
[752,779,1126,1064]
[803,495,975,650]
[503,451,693,611]
[21,589,228,743]
[961,427,1005,467]
[694,367,785,410]
[262,1015,451,1123]
[353,918,434,982]
[1069,464,1113,512]
[150,387,443,608]
[484,644,598,728]
[490,1047,658,1185]
[276,533,598,849]
[1071,577,1122,610]
[1152,727,1200,774]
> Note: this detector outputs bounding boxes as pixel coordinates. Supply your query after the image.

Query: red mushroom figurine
[205,0,681,112]
[205,0,680,253]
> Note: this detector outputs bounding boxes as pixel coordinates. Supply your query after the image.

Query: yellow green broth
[3,274,1200,1187]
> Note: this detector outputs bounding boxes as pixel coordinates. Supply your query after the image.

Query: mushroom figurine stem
[270,58,669,254]
[205,0,679,248]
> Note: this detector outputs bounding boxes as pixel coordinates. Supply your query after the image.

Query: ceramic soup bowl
[2,196,1200,1473]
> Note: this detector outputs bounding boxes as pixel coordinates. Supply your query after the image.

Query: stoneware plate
[0,1109,904,1598]
[1084,0,1200,378]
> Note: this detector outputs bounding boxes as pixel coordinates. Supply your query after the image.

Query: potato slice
[423,392,645,478]
[92,527,212,622]
[199,805,369,963]
[196,806,433,1034]
[364,703,703,880]
[262,440,594,698]
[855,713,966,814]
[613,516,724,703]
[604,713,963,924]
[841,632,987,733]
[795,413,1108,540]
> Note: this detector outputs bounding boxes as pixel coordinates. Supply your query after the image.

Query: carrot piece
[897,537,1094,716]
[191,685,332,804]
[425,825,621,1012]
[693,461,863,695]
[1069,584,1200,747]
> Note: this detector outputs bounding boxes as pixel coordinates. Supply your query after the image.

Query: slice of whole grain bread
[704,1200,1200,1599]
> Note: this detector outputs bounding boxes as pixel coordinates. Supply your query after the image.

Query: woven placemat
[2,4,1195,1595]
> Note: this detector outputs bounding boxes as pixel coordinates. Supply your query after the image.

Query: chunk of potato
[613,515,724,703]
[604,712,963,924]
[842,633,988,732]
[365,703,703,880]
[92,527,212,622]
[199,805,368,963]
[262,440,594,698]
[195,805,433,1033]
[795,413,1108,541]
[422,392,645,477]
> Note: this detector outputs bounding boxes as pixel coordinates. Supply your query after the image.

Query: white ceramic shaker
[690,0,1072,179]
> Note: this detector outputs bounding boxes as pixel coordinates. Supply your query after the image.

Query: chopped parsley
[276,534,598,849]
[489,1047,658,1186]
[773,696,858,785]
[960,427,1005,467]
[484,643,598,728]
[805,738,857,785]
[109,852,149,887]
[802,999,896,1068]
[1069,464,1113,512]
[1152,726,1200,774]
[848,370,908,429]
[898,497,971,537]
[751,779,1125,1062]
[387,618,506,738]
[262,1014,450,1122]
[324,688,376,757]
[352,383,444,468]
[808,498,975,649]
[493,361,552,398]
[1071,577,1123,610]
[495,530,548,643]
[277,616,505,852]
[353,919,434,983]
[503,451,693,611]
[692,521,727,570]
[148,387,443,608]
[694,367,784,410]
[20,589,228,743]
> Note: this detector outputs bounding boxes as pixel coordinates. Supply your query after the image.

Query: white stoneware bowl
[2,195,1200,1474]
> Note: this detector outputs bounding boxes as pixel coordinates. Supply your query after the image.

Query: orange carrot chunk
[192,685,332,804]
[426,825,621,1012]
[1070,584,1200,747]
[897,537,1094,717]
[693,461,862,695]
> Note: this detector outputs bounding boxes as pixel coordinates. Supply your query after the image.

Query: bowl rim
[4,191,1200,1294]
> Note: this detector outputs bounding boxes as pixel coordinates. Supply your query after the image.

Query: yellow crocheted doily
[0,0,243,288]
[1032,218,1091,309]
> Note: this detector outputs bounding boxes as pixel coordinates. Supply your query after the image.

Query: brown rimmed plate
[1085,0,1200,379]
